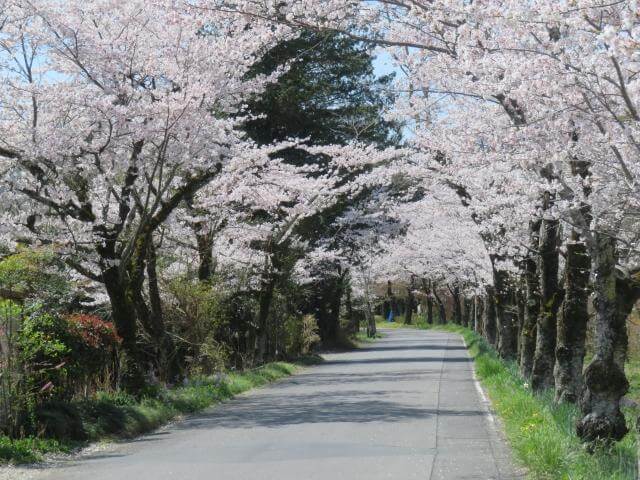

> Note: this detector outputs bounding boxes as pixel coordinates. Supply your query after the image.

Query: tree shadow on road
[173,387,485,430]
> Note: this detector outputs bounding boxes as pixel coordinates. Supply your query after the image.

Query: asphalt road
[12,328,521,480]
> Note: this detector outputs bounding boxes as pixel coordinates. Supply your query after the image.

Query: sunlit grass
[389,320,638,479]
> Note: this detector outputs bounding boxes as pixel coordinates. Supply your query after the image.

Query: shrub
[0,300,27,436]
[285,314,321,356]
[64,313,121,386]
[0,248,70,307]
[17,311,74,401]
[194,332,231,375]
[164,278,233,374]
[17,311,121,402]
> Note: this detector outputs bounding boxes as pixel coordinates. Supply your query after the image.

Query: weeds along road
[10,329,521,480]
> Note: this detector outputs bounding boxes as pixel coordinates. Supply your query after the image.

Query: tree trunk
[256,277,276,364]
[577,233,628,444]
[613,277,640,370]
[102,267,146,391]
[494,269,518,360]
[516,283,525,364]
[405,276,416,325]
[474,296,484,334]
[365,297,376,338]
[449,284,462,325]
[531,205,561,392]
[520,219,541,380]
[462,297,472,328]
[421,278,435,324]
[554,241,590,403]
[345,278,357,334]
[145,242,180,381]
[484,287,497,346]
[318,275,343,346]
[195,230,215,282]
[433,287,447,324]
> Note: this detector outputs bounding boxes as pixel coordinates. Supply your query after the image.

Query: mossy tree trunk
[474,296,484,334]
[462,297,472,328]
[433,285,447,324]
[531,194,562,392]
[516,281,526,364]
[345,274,357,334]
[421,278,435,324]
[256,275,276,364]
[426,294,434,325]
[405,275,416,325]
[577,233,629,444]
[449,284,462,325]
[555,143,593,403]
[554,240,590,403]
[102,268,147,391]
[520,219,541,380]
[484,287,497,346]
[494,269,518,360]
[316,271,345,347]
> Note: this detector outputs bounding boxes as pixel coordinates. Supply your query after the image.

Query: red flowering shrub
[63,314,122,392]
[65,314,121,350]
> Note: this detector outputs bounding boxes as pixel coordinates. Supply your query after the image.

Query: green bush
[164,278,234,374]
[0,247,70,307]
[16,311,121,406]
[285,313,321,356]
[17,311,76,401]
[0,300,27,436]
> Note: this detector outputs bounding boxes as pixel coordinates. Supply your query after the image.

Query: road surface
[12,328,521,480]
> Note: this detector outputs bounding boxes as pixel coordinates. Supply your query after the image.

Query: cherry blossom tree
[0,0,289,384]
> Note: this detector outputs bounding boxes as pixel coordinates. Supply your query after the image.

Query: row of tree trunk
[398,221,640,445]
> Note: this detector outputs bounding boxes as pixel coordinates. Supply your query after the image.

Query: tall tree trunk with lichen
[433,286,447,324]
[555,142,593,403]
[345,274,357,334]
[102,267,146,391]
[577,233,629,444]
[474,296,484,334]
[421,278,435,324]
[256,275,276,365]
[145,241,181,381]
[405,275,416,325]
[427,296,434,324]
[484,287,497,346]
[554,240,590,403]
[462,297,472,328]
[449,284,462,325]
[494,269,518,360]
[516,281,525,364]
[520,219,541,380]
[317,272,344,347]
[531,193,562,392]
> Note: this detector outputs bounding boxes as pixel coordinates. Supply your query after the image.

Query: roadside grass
[354,330,383,343]
[0,361,298,465]
[386,319,638,480]
[375,314,433,330]
[375,313,445,331]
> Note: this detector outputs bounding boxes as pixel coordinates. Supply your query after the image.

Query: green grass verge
[354,331,383,343]
[385,319,638,479]
[0,362,298,465]
[375,314,443,330]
